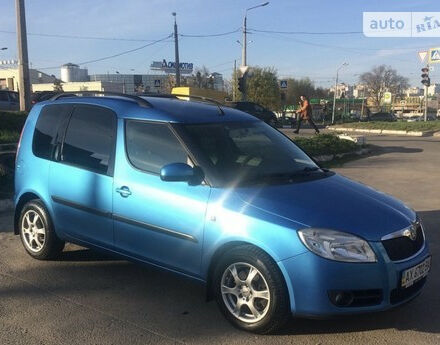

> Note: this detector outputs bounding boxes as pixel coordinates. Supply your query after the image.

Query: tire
[19,200,65,260]
[213,245,290,334]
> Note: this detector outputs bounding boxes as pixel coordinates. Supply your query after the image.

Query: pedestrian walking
[293,95,320,134]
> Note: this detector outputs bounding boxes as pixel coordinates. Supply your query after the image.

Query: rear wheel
[213,245,290,334]
[19,200,65,260]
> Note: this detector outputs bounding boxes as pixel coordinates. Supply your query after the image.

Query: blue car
[14,93,430,334]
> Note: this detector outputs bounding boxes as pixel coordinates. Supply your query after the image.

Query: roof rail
[143,93,225,116]
[50,91,152,108]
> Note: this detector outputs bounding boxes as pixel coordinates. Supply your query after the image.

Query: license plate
[401,256,431,288]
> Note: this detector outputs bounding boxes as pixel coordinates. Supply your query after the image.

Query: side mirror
[160,163,204,185]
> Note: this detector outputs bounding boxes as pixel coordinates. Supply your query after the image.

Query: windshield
[182,121,322,186]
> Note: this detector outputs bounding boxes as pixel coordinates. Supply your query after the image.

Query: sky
[1,0,439,87]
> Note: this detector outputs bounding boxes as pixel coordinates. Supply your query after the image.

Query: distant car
[31,91,58,106]
[226,101,278,127]
[406,115,421,122]
[363,112,397,122]
[0,90,19,111]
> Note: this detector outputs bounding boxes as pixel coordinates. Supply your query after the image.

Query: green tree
[359,65,409,106]
[244,67,281,111]
[284,78,329,106]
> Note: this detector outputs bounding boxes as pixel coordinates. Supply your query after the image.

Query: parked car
[226,101,279,127]
[31,91,58,106]
[15,93,430,333]
[0,90,19,111]
[366,112,397,122]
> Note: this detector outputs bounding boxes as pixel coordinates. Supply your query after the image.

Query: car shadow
[368,144,423,156]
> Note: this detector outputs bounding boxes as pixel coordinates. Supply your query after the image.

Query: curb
[327,127,434,137]
[0,199,14,213]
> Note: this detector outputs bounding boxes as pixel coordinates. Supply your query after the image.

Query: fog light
[328,291,354,307]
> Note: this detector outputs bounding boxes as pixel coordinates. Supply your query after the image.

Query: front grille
[390,277,426,304]
[382,224,424,261]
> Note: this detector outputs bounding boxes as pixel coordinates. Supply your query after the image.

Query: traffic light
[421,67,430,87]
[238,76,245,93]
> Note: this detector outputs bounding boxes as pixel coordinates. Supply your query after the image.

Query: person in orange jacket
[293,95,320,134]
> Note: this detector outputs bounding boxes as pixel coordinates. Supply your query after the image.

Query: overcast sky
[1,0,439,87]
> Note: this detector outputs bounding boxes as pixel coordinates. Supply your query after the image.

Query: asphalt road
[0,134,439,345]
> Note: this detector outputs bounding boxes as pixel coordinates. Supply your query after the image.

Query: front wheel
[213,245,290,334]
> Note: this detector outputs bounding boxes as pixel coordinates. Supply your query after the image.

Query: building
[405,86,422,97]
[90,74,170,94]
[60,63,89,82]
[210,72,224,91]
[329,83,353,98]
[0,68,56,91]
[32,81,123,93]
[353,84,368,98]
[427,84,440,96]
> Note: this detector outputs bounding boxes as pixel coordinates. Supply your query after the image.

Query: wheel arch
[205,240,293,310]
[14,191,49,235]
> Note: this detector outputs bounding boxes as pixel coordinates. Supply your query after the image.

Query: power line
[0,29,171,42]
[36,33,173,70]
[179,28,241,37]
[248,28,363,35]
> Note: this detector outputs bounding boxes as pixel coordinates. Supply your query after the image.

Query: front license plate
[401,256,431,288]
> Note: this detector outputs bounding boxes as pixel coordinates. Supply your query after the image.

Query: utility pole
[233,59,237,101]
[15,0,31,111]
[242,16,247,68]
[172,12,180,87]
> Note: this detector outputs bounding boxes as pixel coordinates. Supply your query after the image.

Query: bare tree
[359,65,408,106]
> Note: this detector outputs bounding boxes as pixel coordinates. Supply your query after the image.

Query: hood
[234,174,415,241]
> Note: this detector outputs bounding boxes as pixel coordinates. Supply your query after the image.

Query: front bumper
[279,241,430,317]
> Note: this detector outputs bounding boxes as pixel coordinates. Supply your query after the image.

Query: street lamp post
[172,12,180,87]
[332,62,348,124]
[242,2,269,67]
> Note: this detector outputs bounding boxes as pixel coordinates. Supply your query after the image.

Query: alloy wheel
[21,210,46,253]
[221,262,271,323]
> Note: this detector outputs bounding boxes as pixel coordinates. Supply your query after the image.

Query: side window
[9,92,18,102]
[0,92,8,101]
[125,121,189,174]
[61,105,116,175]
[32,104,72,160]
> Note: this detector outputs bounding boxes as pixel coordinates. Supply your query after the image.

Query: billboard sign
[150,59,194,74]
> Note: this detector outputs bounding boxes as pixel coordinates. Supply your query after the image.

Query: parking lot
[0,134,439,345]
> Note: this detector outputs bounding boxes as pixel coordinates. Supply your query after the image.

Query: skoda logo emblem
[404,225,418,241]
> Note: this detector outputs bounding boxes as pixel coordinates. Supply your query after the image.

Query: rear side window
[61,105,116,175]
[32,104,72,160]
[125,121,188,174]
[0,92,8,101]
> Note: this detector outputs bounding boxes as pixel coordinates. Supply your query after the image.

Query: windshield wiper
[244,167,324,184]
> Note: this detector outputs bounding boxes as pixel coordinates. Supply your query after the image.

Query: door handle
[116,186,132,198]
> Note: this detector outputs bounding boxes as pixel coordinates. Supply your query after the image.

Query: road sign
[280,80,288,89]
[418,51,428,63]
[429,47,440,64]
[383,92,392,104]
[154,79,161,87]
[239,66,249,75]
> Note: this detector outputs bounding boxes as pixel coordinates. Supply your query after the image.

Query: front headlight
[298,228,377,263]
